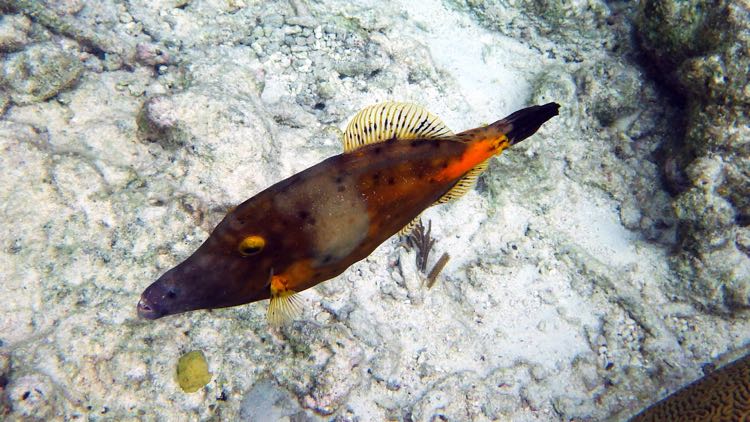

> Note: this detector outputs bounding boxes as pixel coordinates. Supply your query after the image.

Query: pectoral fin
[267,275,303,326]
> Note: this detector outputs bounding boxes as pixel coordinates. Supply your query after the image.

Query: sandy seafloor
[1,0,749,420]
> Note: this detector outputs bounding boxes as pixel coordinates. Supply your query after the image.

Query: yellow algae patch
[176,350,211,393]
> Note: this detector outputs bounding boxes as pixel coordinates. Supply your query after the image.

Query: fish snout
[138,264,207,319]
[137,278,179,319]
[137,295,166,319]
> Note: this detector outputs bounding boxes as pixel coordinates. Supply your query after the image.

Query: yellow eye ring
[238,235,265,256]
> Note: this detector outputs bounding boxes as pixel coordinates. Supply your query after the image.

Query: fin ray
[436,159,489,204]
[398,216,422,236]
[343,102,454,152]
[268,274,303,326]
[268,290,303,326]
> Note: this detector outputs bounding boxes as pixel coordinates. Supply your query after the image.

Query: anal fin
[435,159,489,204]
[398,216,422,236]
[400,159,488,236]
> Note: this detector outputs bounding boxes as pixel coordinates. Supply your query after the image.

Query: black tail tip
[504,102,560,144]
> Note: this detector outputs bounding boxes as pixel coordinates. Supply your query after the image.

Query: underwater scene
[1,0,749,420]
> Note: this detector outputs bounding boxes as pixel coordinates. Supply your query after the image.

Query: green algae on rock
[176,351,211,393]
[1,42,83,105]
[0,14,32,53]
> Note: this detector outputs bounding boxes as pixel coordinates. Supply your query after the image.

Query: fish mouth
[137,296,166,320]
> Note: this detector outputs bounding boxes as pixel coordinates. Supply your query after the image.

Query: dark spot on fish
[335,176,343,183]
[167,289,177,299]
[432,141,440,149]
[441,161,449,169]
[387,177,396,185]
[298,210,310,220]
[308,218,317,225]
[337,185,346,192]
[374,146,382,154]
[323,255,332,263]
[313,271,322,278]
[410,140,420,147]
[372,172,380,181]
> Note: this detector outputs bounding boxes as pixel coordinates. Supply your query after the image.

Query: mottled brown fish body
[138,139,470,318]
[137,102,560,320]
[630,353,750,421]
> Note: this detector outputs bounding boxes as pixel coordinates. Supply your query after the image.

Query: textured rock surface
[2,42,84,105]
[635,0,750,313]
[0,0,748,420]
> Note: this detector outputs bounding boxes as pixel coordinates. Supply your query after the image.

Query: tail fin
[496,102,560,144]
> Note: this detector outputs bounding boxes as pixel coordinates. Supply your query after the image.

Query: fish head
[137,208,280,320]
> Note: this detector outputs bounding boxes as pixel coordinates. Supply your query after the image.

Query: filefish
[137,102,560,323]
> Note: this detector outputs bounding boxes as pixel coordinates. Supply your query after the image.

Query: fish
[137,101,560,323]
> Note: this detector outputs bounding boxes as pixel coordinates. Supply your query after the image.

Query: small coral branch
[404,219,450,288]
[426,252,450,289]
[405,219,434,272]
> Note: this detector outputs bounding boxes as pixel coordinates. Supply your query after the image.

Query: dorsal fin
[342,102,454,152]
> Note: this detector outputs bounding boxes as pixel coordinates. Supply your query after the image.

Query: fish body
[137,102,560,321]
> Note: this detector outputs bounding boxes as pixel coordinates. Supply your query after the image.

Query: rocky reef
[635,0,750,314]
[0,0,748,420]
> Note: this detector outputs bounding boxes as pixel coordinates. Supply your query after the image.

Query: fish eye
[238,235,265,256]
